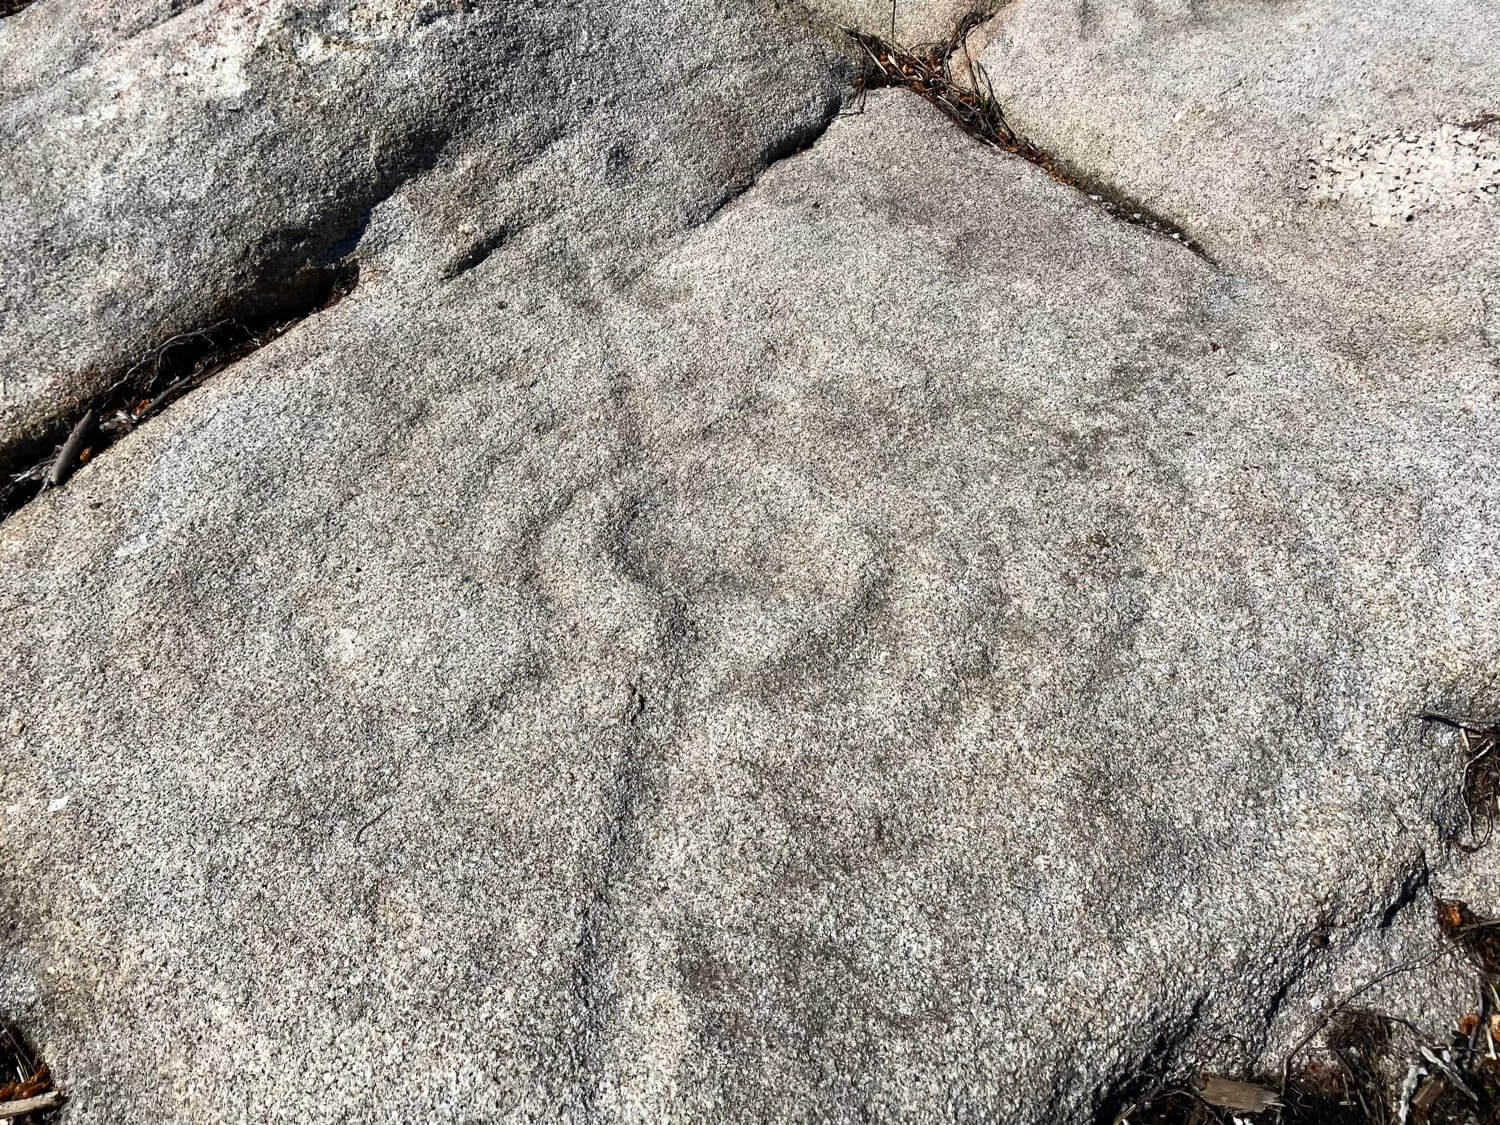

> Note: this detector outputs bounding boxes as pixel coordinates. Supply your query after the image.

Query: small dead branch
[844,23,1034,156]
[1278,957,1439,1099]
[1438,900,1500,979]
[0,1094,61,1122]
[0,1024,60,1123]
[1199,1075,1280,1112]
[0,260,357,524]
[44,409,96,491]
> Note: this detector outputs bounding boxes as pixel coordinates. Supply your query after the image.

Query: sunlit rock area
[2,0,1499,1120]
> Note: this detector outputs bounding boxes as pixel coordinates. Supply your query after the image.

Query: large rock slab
[2,0,1499,1121]
[0,0,846,453]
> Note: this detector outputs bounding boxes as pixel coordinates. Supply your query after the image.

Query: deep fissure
[0,260,357,525]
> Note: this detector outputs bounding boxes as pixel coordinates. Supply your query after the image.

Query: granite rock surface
[2,0,1499,1121]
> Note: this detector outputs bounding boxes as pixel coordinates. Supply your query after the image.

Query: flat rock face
[985,0,1500,347]
[804,0,985,40]
[0,0,846,451]
[2,1,1498,1122]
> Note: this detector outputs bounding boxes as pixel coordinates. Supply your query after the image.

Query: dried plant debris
[845,16,1031,156]
[0,1024,61,1122]
[0,260,357,524]
[1438,901,1500,982]
[843,18,1211,260]
[1198,1075,1283,1114]
[1110,901,1500,1125]
[1422,713,1500,852]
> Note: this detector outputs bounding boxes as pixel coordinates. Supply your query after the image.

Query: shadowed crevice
[1379,859,1431,929]
[698,83,848,227]
[0,259,358,524]
[0,117,446,525]
[442,227,510,281]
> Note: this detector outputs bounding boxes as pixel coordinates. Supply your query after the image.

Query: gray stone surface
[3,0,1500,1122]
[0,0,189,104]
[983,0,1500,351]
[803,0,984,41]
[0,0,846,451]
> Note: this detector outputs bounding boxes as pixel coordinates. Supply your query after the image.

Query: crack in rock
[844,16,1214,263]
[569,682,656,1119]
[1091,994,1209,1125]
[0,259,357,524]
[1379,855,1432,930]
[565,576,696,1114]
[442,227,511,281]
[697,86,847,227]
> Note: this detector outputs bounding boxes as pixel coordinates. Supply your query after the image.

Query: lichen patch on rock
[1307,120,1500,224]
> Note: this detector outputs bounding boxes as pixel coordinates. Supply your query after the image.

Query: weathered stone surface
[804,0,984,40]
[0,0,186,103]
[984,0,1500,347]
[0,0,846,452]
[2,0,1499,1122]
